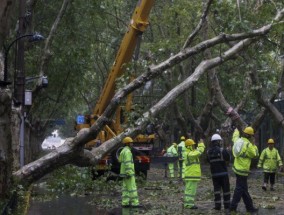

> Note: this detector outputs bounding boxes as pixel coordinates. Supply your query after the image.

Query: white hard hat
[211,134,222,141]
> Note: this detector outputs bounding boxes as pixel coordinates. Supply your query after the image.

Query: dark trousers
[231,174,254,211]
[264,172,275,185]
[212,175,231,209]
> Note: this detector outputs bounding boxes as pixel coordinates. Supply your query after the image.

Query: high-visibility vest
[184,143,205,181]
[232,130,258,176]
[178,141,186,159]
[258,147,283,173]
[167,145,178,156]
[119,146,135,177]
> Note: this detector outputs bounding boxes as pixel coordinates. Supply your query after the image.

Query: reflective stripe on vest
[184,176,201,180]
[186,157,199,166]
[233,165,250,175]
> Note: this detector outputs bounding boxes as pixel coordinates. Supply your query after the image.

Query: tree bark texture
[0,89,12,197]
[0,0,16,46]
[10,6,284,189]
[11,108,21,170]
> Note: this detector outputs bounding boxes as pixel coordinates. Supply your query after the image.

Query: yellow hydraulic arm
[93,0,154,117]
[76,0,155,143]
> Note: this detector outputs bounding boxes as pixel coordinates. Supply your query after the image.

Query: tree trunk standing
[278,33,284,99]
[0,0,17,198]
[180,60,199,138]
[0,1,16,46]
[162,72,187,142]
[24,124,44,163]
[29,132,43,161]
[0,89,13,197]
[11,108,21,170]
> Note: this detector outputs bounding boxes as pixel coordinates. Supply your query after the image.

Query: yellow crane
[76,0,155,177]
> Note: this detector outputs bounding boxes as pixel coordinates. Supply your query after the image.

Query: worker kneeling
[184,138,205,209]
[119,137,140,207]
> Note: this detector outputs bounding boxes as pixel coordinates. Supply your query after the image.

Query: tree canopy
[1,0,284,188]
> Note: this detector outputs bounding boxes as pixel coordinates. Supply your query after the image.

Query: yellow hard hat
[173,142,177,147]
[185,139,196,147]
[122,137,133,144]
[267,138,275,144]
[243,127,254,135]
[180,136,185,140]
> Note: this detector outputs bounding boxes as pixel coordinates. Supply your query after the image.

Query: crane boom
[76,0,155,178]
[93,0,154,116]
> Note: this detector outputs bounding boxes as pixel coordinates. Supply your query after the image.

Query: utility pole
[16,0,27,167]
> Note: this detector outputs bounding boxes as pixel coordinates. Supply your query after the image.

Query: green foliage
[0,185,32,215]
[46,165,94,194]
[17,0,284,139]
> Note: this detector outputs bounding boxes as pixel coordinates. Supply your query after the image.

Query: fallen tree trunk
[13,8,284,186]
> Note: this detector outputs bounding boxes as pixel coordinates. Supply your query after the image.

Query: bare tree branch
[250,69,284,128]
[13,8,284,185]
[183,0,213,48]
[12,35,257,186]
[162,73,188,136]
[37,0,70,85]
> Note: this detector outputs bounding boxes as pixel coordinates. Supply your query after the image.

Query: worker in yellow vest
[166,142,178,177]
[230,127,259,214]
[183,138,205,209]
[257,138,283,191]
[119,137,140,207]
[178,136,186,178]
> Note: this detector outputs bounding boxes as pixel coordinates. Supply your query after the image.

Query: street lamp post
[26,75,48,86]
[0,33,45,88]
[0,33,44,168]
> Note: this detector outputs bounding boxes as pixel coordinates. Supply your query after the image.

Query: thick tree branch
[13,8,284,185]
[89,38,262,167]
[197,100,213,135]
[13,37,257,185]
[250,69,284,128]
